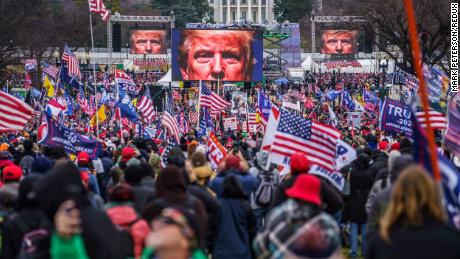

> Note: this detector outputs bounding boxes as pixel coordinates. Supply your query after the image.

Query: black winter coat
[344,163,373,223]
[367,219,460,259]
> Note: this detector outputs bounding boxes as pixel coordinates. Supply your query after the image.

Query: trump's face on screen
[321,30,357,54]
[131,30,166,54]
[178,30,255,81]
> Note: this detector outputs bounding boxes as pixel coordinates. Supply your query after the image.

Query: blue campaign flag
[258,91,271,122]
[379,98,414,138]
[39,114,102,159]
[342,90,355,111]
[116,94,139,123]
[64,91,73,115]
[59,65,83,89]
[363,88,379,104]
[325,90,341,101]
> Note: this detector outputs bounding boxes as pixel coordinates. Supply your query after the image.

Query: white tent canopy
[157,69,181,88]
[301,56,320,72]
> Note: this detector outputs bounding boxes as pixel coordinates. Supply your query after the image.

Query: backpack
[254,169,275,207]
[12,214,51,259]
[116,219,139,259]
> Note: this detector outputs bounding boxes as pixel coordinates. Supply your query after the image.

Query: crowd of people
[0,70,459,259]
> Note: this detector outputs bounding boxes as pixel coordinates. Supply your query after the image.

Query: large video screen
[130,29,168,54]
[171,29,263,82]
[320,30,358,54]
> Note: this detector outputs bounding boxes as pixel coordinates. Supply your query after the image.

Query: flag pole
[197,80,202,129]
[403,0,440,181]
[89,12,100,140]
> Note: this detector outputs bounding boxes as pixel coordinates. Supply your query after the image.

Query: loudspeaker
[364,29,373,53]
[112,23,121,52]
[149,85,165,112]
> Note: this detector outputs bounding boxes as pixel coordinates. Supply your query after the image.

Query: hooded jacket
[35,163,124,259]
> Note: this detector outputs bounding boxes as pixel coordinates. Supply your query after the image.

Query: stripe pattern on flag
[62,45,82,79]
[137,88,156,123]
[200,83,230,114]
[162,94,180,142]
[271,109,341,171]
[416,110,447,130]
[0,91,34,131]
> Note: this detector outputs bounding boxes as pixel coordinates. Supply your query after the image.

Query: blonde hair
[178,29,255,80]
[379,165,446,242]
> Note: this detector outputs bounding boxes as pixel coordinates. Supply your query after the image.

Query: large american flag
[88,0,110,21]
[137,88,156,123]
[271,109,341,172]
[162,93,180,143]
[416,110,447,130]
[0,91,34,131]
[42,62,59,80]
[200,83,230,114]
[62,45,82,79]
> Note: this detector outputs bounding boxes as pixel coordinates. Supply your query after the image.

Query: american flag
[162,93,180,143]
[271,109,341,172]
[0,91,34,131]
[62,45,82,80]
[95,92,102,106]
[160,138,178,168]
[42,62,59,80]
[178,112,189,134]
[248,105,257,130]
[137,88,156,123]
[77,86,90,114]
[416,110,447,130]
[200,83,230,114]
[189,107,199,125]
[88,0,110,21]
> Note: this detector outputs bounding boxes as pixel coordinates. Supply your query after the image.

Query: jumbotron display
[130,29,168,54]
[320,30,358,54]
[171,29,263,82]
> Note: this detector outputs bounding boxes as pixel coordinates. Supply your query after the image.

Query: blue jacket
[212,198,256,259]
[79,167,101,196]
[209,169,259,199]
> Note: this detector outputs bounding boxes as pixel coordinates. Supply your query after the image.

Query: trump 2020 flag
[116,94,139,123]
[335,139,357,170]
[115,69,138,95]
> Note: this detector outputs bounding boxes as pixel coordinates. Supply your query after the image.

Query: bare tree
[353,0,450,73]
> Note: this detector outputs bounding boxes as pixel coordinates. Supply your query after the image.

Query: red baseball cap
[285,174,321,205]
[290,152,312,173]
[2,165,23,181]
[224,155,241,170]
[77,152,90,165]
[390,142,400,151]
[378,141,389,151]
[121,147,136,162]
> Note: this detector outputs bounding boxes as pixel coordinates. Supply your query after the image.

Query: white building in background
[208,0,275,24]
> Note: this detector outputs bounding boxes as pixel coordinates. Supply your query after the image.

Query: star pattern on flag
[277,110,312,140]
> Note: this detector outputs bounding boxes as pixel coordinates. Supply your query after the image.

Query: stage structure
[106,12,175,71]
[263,24,292,79]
